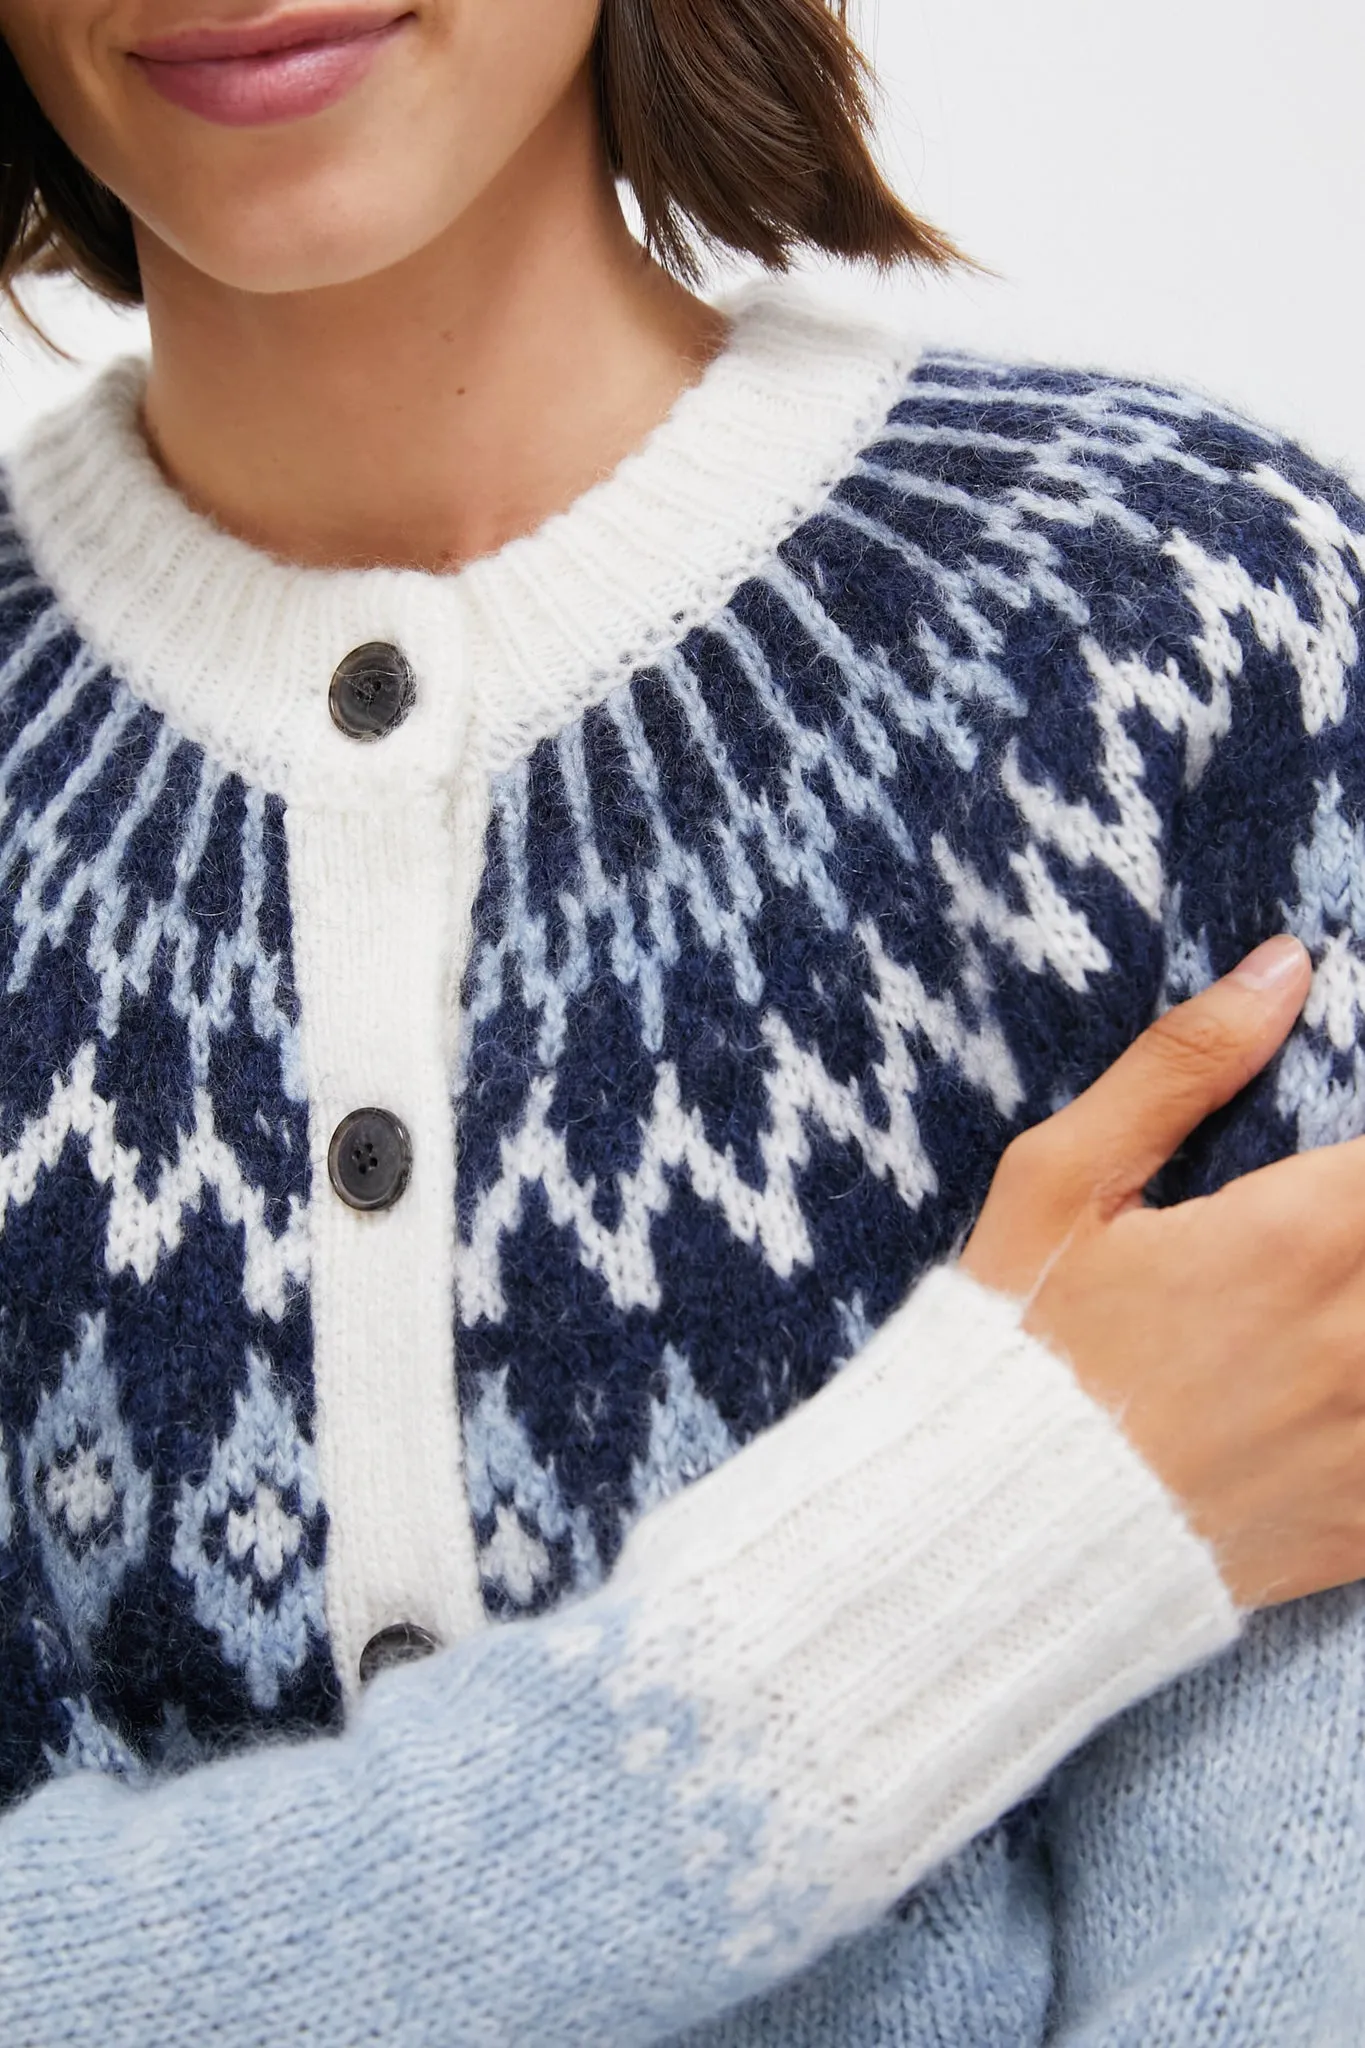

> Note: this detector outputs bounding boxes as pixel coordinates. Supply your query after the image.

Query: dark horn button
[327,1107,413,1212]
[329,641,416,740]
[358,1622,440,1686]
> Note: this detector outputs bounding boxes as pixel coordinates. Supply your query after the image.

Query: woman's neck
[136,74,728,574]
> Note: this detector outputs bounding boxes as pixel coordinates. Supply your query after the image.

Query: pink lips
[129,8,414,126]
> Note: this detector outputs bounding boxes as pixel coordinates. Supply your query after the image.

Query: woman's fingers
[1040,934,1313,1218]
[958,933,1365,1609]
[961,936,1313,1298]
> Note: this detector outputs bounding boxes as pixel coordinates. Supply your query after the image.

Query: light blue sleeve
[0,1593,820,2048]
[0,1267,1239,2048]
[1038,436,1365,2048]
[1041,1587,1365,2048]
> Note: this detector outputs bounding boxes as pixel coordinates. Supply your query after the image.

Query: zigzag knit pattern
[0,553,337,1802]
[1,345,1364,2046]
[447,357,1365,2043]
[454,354,1365,1630]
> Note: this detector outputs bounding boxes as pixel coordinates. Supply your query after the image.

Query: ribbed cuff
[0,1264,1244,2046]
[614,1261,1242,1932]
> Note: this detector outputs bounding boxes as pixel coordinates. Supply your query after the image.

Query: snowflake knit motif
[453,356,1365,1643]
[0,584,335,1795]
[1,342,1364,2048]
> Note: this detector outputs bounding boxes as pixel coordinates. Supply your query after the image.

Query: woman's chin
[135,189,452,299]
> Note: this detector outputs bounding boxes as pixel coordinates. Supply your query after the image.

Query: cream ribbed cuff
[612,1261,1241,1937]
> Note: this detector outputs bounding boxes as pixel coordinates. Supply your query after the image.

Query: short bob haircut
[0,0,966,304]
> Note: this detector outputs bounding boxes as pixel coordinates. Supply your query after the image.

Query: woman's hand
[962,935,1365,1613]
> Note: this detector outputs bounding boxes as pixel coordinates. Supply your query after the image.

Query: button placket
[327,648,416,1220]
[290,630,487,1698]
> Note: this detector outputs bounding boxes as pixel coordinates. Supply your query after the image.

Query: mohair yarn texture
[0,644,332,1782]
[0,301,1361,2044]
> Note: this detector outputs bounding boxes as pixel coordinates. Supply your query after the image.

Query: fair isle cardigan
[0,279,1362,2046]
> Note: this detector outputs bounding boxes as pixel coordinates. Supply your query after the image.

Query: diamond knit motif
[455,353,1365,1621]
[464,1365,603,1614]
[20,1314,151,1657]
[627,1347,736,1524]
[171,1348,327,1713]
[0,549,337,1803]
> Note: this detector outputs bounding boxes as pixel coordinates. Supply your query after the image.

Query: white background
[2,0,1362,483]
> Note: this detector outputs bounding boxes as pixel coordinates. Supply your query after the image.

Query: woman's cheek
[0,0,604,296]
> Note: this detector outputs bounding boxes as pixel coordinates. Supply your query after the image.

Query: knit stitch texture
[0,601,336,1797]
[446,354,1365,2044]
[0,308,1361,2041]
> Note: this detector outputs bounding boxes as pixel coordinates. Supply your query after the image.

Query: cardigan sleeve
[1029,444,1365,2048]
[0,1263,1236,2048]
[1038,1590,1365,2048]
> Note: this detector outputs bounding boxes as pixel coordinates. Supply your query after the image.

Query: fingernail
[1231,935,1309,990]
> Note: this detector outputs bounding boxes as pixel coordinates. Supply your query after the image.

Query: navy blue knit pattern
[454,354,1365,1629]
[5,348,1365,2037]
[450,355,1365,2042]
[0,528,339,1806]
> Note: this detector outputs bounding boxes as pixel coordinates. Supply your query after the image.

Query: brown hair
[595,0,966,279]
[1,0,965,307]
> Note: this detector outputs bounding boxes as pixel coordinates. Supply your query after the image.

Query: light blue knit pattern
[19,1315,152,1659]
[1043,1590,1365,2047]
[0,548,335,1797]
[0,1592,850,2047]
[450,350,1365,2042]
[169,1347,328,1713]
[2,347,1365,2042]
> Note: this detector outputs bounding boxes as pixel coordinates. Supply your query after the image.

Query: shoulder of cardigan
[0,277,922,811]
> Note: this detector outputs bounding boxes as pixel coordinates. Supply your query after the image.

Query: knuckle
[995,1117,1088,1213]
[998,1120,1067,1190]
[1143,1006,1240,1080]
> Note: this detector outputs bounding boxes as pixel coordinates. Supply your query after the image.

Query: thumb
[1045,934,1312,1215]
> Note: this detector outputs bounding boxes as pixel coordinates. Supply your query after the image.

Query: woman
[0,2,1362,2041]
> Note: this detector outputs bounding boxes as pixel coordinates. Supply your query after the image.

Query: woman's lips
[129,12,413,127]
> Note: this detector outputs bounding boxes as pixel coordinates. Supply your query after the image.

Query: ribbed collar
[2,278,918,809]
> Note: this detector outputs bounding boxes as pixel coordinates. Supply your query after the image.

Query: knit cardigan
[0,279,1361,2046]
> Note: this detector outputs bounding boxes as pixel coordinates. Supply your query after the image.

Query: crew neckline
[3,276,919,808]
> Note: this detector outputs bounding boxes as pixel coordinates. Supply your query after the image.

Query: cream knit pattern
[6,275,1362,2042]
